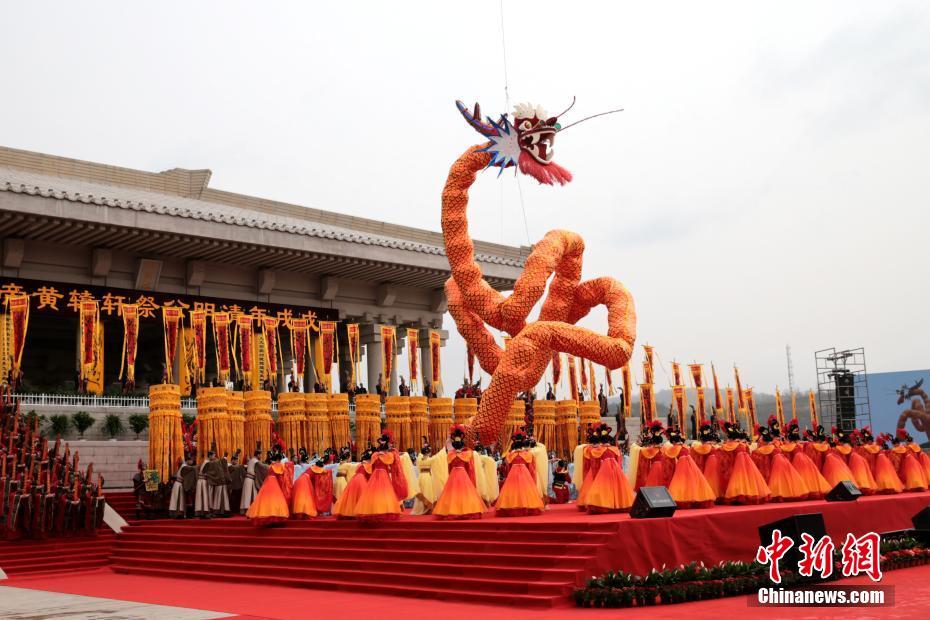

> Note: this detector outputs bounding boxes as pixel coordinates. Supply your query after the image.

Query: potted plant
[72,411,95,439]
[49,414,71,438]
[103,414,125,440]
[128,414,149,440]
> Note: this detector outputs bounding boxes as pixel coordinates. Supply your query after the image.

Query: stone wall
[65,440,148,491]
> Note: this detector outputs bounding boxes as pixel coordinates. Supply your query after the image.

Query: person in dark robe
[598,385,608,416]
[398,376,410,396]
[546,384,555,401]
[168,455,196,518]
[194,449,223,518]
[227,450,245,511]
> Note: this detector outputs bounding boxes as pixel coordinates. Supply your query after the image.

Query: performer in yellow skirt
[578,424,635,513]
[496,430,544,517]
[333,447,352,500]
[432,426,486,519]
[354,432,409,521]
[663,426,715,509]
[245,453,291,526]
[332,448,373,519]
[411,438,439,516]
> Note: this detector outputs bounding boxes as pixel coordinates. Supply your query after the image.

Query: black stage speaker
[825,480,861,502]
[912,507,930,530]
[759,513,827,570]
[630,486,676,519]
[834,371,856,430]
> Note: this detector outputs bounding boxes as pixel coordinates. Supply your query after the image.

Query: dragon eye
[519,120,532,131]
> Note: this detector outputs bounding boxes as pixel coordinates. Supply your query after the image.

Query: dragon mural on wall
[896,379,930,443]
[442,99,636,444]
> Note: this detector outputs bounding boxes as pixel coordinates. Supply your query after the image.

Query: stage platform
[101,491,930,608]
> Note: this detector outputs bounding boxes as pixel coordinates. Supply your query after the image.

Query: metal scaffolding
[814,347,872,431]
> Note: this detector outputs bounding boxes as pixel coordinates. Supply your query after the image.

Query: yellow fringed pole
[533,400,556,451]
[148,383,183,483]
[579,400,601,440]
[328,394,352,450]
[244,390,273,455]
[227,391,246,457]
[354,394,382,449]
[427,397,453,449]
[277,392,306,454]
[196,386,230,462]
[408,396,429,451]
[453,397,477,425]
[306,392,331,455]
[500,400,527,454]
[384,396,412,452]
[556,399,579,460]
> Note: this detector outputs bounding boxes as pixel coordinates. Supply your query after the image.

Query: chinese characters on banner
[406,328,418,391]
[757,529,882,584]
[429,331,442,388]
[120,303,139,385]
[380,325,396,394]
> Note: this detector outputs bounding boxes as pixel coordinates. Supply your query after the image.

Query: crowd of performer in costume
[144,402,930,525]
[0,391,105,540]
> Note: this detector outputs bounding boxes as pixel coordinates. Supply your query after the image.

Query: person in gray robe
[168,456,196,518]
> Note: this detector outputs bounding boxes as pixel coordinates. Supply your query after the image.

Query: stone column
[337,328,353,392]
[360,324,382,394]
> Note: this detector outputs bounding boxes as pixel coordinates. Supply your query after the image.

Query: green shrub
[72,411,95,438]
[49,414,71,438]
[128,414,149,439]
[103,414,125,439]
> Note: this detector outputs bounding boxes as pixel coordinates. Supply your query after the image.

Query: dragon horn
[456,100,497,137]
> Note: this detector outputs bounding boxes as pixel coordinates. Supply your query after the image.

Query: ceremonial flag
[643,345,654,369]
[262,317,280,380]
[347,324,361,389]
[791,391,798,421]
[672,385,687,430]
[711,364,723,412]
[429,331,442,387]
[696,387,706,424]
[120,303,139,384]
[287,318,308,381]
[319,321,337,379]
[162,306,183,383]
[551,352,562,393]
[734,366,746,411]
[380,325,396,393]
[588,360,597,398]
[579,358,588,397]
[190,310,208,385]
[689,364,703,388]
[567,355,579,401]
[809,389,818,427]
[621,364,632,416]
[775,387,785,427]
[6,293,29,382]
[726,387,735,422]
[671,361,682,386]
[237,315,253,377]
[604,365,614,395]
[640,383,655,423]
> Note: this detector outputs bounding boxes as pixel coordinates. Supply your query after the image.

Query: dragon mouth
[520,127,556,164]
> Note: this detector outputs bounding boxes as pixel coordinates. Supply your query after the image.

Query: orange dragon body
[442,100,636,445]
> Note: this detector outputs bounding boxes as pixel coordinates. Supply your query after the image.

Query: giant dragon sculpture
[442,99,636,444]
[896,379,930,443]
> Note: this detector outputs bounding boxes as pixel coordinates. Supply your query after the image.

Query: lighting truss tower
[786,345,796,395]
[814,347,872,432]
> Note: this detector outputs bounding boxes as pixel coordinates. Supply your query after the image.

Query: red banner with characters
[567,355,579,401]
[288,318,307,378]
[162,306,182,382]
[640,383,654,423]
[347,323,360,389]
[380,325,396,393]
[7,293,30,380]
[80,300,98,369]
[213,312,231,383]
[191,310,207,385]
[579,358,588,398]
[262,317,280,378]
[237,315,253,376]
[319,321,337,378]
[120,303,139,383]
[429,331,442,386]
[406,328,419,387]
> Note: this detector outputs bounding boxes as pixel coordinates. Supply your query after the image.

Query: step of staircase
[0,533,116,577]
[109,517,612,606]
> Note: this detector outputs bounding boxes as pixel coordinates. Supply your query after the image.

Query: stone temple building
[0,144,528,483]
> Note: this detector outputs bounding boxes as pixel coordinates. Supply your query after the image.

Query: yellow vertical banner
[671,361,682,386]
[429,330,442,388]
[346,324,361,389]
[640,383,655,423]
[775,388,785,427]
[809,389,818,427]
[179,327,196,397]
[85,320,104,395]
[380,325,396,394]
[711,363,723,413]
[734,366,746,412]
[604,365,614,396]
[726,387,735,423]
[621,364,632,416]
[791,391,798,422]
[672,385,686,430]
[405,327,418,391]
[319,321,337,393]
[567,355,579,401]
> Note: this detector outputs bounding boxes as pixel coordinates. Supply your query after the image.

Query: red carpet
[0,531,116,578]
[5,564,929,619]
[98,492,930,607]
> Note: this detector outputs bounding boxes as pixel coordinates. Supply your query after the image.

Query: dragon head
[457,99,573,186]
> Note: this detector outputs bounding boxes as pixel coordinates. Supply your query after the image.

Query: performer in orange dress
[889,429,928,492]
[691,421,724,500]
[662,426,715,509]
[496,430,545,517]
[354,432,409,521]
[906,432,930,481]
[751,419,810,502]
[332,448,373,519]
[309,458,335,515]
[782,418,831,499]
[825,427,875,494]
[634,421,669,490]
[718,421,770,505]
[865,433,904,494]
[245,452,291,526]
[432,425,487,519]
[576,424,635,514]
[802,424,831,471]
[290,454,318,520]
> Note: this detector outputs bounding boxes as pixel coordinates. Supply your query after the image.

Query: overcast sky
[3,1,929,395]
